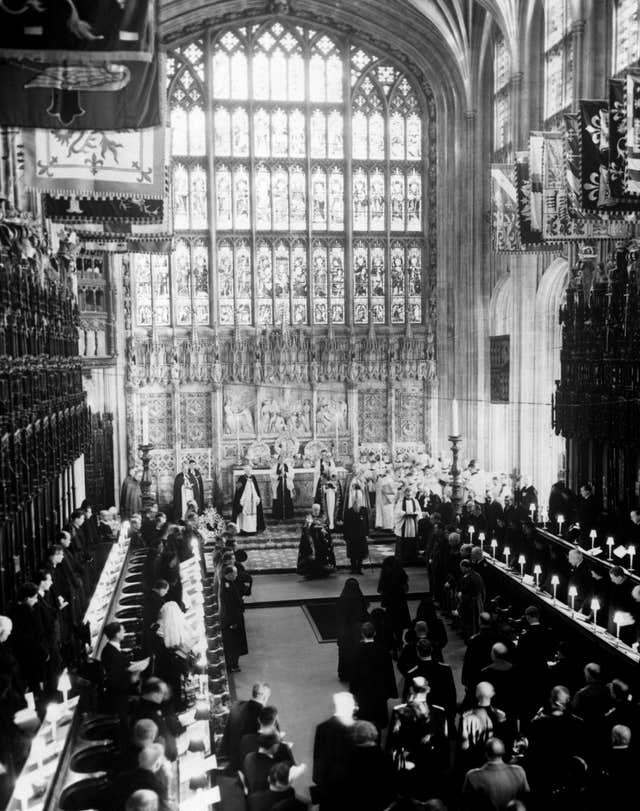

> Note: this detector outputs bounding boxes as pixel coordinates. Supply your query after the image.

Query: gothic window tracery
[543,0,573,123]
[133,23,429,329]
[612,0,640,74]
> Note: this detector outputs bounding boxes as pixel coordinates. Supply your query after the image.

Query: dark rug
[302,602,338,643]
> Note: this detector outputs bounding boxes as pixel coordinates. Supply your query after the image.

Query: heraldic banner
[0,55,161,129]
[23,127,167,198]
[0,0,155,63]
[491,164,519,252]
[44,195,164,224]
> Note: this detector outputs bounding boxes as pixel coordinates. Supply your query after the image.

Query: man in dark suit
[312,692,356,811]
[242,733,283,793]
[248,761,308,811]
[402,639,457,726]
[239,705,293,767]
[349,622,397,731]
[221,682,272,771]
[131,677,185,762]
[516,605,556,725]
[101,621,134,718]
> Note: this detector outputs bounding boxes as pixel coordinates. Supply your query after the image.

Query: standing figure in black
[343,482,369,574]
[271,454,295,520]
[220,565,248,673]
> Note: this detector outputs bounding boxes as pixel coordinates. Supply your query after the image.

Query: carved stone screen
[490,335,510,403]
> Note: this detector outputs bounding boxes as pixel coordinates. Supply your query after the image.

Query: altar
[233,467,347,509]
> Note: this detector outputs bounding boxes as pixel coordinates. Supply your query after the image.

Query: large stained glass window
[493,34,511,154]
[612,0,640,74]
[134,23,429,328]
[543,0,573,123]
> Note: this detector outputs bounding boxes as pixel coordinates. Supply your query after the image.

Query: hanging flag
[542,131,591,240]
[0,0,155,63]
[625,71,640,195]
[22,126,167,198]
[44,194,164,224]
[564,113,584,217]
[609,78,628,199]
[515,151,543,248]
[529,132,544,231]
[491,163,520,252]
[0,54,161,129]
[580,99,607,211]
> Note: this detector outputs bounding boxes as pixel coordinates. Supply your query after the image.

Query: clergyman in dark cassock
[232,464,266,535]
[173,461,198,521]
[394,488,421,564]
[343,484,369,574]
[297,506,336,579]
[188,459,205,513]
[120,468,142,518]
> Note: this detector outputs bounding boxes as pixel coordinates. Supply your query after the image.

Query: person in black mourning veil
[220,564,248,673]
[336,577,368,683]
[342,481,369,574]
[377,555,410,653]
[297,503,336,579]
[232,463,266,536]
[272,453,295,520]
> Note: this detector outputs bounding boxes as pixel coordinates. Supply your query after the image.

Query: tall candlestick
[568,585,577,614]
[551,574,559,602]
[452,398,459,436]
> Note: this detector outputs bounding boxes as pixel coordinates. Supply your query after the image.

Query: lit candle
[591,597,600,628]
[551,574,559,601]
[589,529,597,549]
[557,515,564,535]
[503,546,511,567]
[568,584,577,613]
[606,536,614,560]
[141,403,149,444]
[452,398,459,436]
[518,554,526,578]
[478,532,485,550]
[468,525,475,543]
[533,563,542,588]
[490,538,498,559]
[629,545,636,570]
[614,610,624,644]
[58,671,71,705]
[529,503,536,520]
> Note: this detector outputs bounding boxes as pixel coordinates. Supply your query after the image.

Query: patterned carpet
[243,542,396,572]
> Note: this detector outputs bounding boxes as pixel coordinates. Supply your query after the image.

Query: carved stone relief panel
[315,392,348,435]
[142,392,174,448]
[358,389,388,443]
[179,392,212,447]
[222,385,256,436]
[149,450,175,507]
[258,387,312,437]
[395,387,425,443]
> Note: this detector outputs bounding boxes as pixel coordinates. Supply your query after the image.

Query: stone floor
[242,542,397,572]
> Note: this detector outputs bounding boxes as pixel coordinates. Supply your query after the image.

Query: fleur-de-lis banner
[0,51,161,129]
[21,126,167,198]
[0,0,155,63]
[542,131,591,240]
[580,99,607,212]
[490,163,520,252]
[610,79,629,200]
[625,71,640,195]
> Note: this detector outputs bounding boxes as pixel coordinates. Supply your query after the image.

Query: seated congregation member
[336,577,369,683]
[312,692,357,811]
[220,565,248,673]
[124,790,160,811]
[132,678,185,762]
[387,676,449,802]
[119,719,159,771]
[349,622,397,732]
[127,513,144,549]
[606,566,636,643]
[222,682,272,771]
[98,509,115,541]
[152,601,197,709]
[296,504,336,580]
[248,762,308,811]
[239,705,293,768]
[461,738,529,811]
